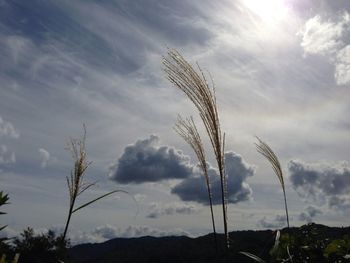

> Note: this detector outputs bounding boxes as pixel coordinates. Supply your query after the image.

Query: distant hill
[69,224,350,263]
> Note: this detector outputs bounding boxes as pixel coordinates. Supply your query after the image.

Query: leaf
[72,190,128,213]
[240,252,266,263]
[0,192,9,206]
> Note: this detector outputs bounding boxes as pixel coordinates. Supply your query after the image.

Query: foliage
[0,192,18,263]
[239,223,350,263]
[270,224,350,263]
[12,228,69,263]
[324,235,350,261]
[0,192,10,236]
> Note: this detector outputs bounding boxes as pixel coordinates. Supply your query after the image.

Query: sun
[242,0,290,23]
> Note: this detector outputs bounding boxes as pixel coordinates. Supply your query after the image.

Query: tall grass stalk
[255,137,290,229]
[62,126,127,242]
[163,49,229,250]
[174,115,218,251]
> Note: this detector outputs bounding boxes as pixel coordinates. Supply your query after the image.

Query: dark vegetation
[11,228,69,263]
[68,224,350,263]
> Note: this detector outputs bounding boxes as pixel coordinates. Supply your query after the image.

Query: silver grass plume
[163,49,229,250]
[174,115,218,250]
[255,137,290,229]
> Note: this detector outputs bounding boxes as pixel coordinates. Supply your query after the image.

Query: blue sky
[1,0,350,244]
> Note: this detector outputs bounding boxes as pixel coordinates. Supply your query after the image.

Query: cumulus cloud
[38,148,50,168]
[109,135,193,184]
[172,152,254,205]
[110,137,254,206]
[146,202,200,219]
[289,160,350,210]
[0,116,19,139]
[71,224,190,244]
[257,215,287,229]
[299,14,345,56]
[0,145,16,165]
[299,206,323,223]
[299,12,350,85]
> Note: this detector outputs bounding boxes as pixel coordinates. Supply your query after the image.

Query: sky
[0,0,350,244]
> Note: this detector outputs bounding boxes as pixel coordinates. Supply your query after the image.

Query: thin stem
[62,200,75,242]
[174,115,218,251]
[283,189,290,229]
[164,49,230,251]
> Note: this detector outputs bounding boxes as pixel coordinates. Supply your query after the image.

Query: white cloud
[299,12,350,85]
[300,15,344,56]
[335,45,350,85]
[0,116,19,139]
[38,148,50,169]
[257,215,287,229]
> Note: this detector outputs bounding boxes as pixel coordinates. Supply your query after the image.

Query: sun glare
[242,0,290,23]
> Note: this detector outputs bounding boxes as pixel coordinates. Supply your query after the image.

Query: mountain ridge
[70,223,350,263]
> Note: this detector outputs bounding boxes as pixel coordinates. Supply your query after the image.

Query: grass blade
[72,190,128,214]
[240,252,266,263]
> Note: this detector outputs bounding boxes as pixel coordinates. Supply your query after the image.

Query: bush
[12,228,69,263]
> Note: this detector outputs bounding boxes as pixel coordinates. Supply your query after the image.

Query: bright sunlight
[242,0,290,23]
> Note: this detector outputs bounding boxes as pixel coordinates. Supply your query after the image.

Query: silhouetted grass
[163,49,229,250]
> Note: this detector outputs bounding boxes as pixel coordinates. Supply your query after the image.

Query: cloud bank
[71,224,190,244]
[172,152,254,205]
[299,206,323,223]
[289,160,350,210]
[111,136,254,206]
